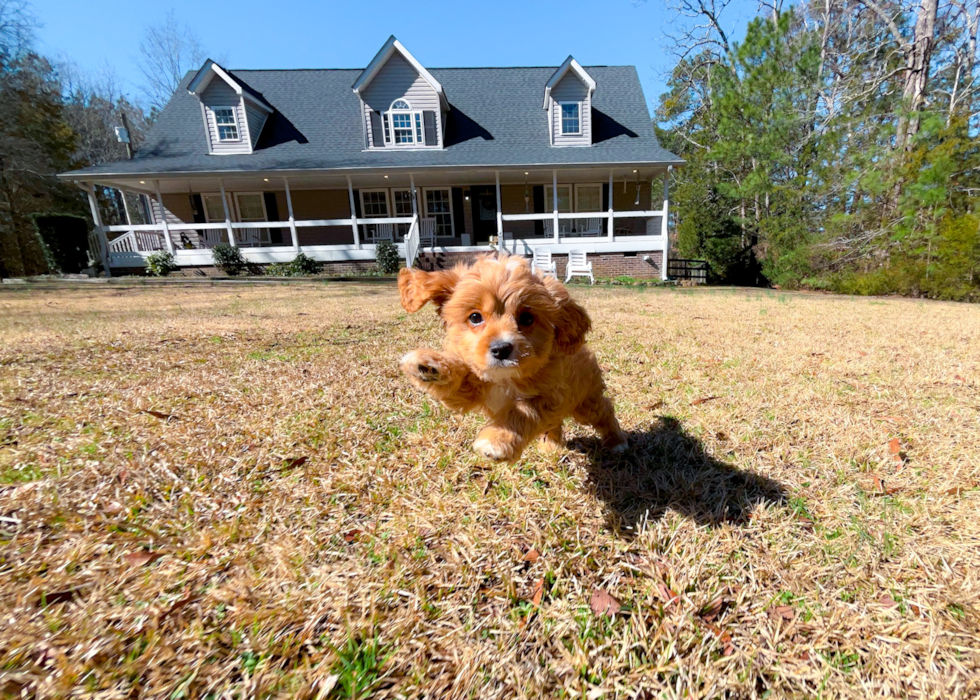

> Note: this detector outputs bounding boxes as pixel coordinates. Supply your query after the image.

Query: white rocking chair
[580,217,604,236]
[373,223,394,242]
[565,249,594,284]
[531,247,557,277]
[419,218,437,248]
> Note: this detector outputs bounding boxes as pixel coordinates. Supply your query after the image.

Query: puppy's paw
[604,432,629,453]
[400,350,449,386]
[473,428,522,463]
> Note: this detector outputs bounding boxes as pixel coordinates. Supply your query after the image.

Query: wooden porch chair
[200,229,225,248]
[564,249,594,284]
[531,247,557,277]
[374,223,394,242]
[419,218,437,248]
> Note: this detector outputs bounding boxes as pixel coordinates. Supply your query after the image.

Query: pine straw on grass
[0,283,978,699]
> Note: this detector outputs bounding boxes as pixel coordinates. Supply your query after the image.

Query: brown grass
[0,282,978,699]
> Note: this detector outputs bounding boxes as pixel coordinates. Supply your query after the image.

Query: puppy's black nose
[490,340,514,360]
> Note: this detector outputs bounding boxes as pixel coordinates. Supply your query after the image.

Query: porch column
[153,180,175,254]
[346,175,360,249]
[552,169,559,242]
[218,180,236,247]
[661,166,671,281]
[494,171,503,238]
[120,188,133,227]
[86,184,111,277]
[283,176,300,251]
[409,174,418,216]
[607,169,614,241]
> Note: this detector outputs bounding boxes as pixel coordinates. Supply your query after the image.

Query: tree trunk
[897,0,938,150]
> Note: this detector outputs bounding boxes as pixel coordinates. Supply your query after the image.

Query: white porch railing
[404,214,421,268]
[107,229,166,253]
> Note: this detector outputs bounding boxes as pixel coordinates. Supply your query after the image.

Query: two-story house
[60,37,683,278]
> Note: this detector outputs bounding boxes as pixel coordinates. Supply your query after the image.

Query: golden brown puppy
[398,253,627,462]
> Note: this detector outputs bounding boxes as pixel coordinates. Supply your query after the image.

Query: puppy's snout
[489,340,514,360]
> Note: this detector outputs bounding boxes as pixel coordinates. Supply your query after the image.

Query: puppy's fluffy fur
[398,254,627,462]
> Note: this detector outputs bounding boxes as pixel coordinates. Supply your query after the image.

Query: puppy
[398,254,627,463]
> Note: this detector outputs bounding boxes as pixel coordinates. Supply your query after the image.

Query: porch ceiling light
[384,175,389,179]
[139,180,146,184]
[632,169,638,173]
[263,178,269,182]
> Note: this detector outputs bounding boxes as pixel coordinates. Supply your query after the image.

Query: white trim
[352,36,447,109]
[559,102,582,135]
[543,56,596,110]
[359,188,390,218]
[385,100,424,147]
[233,191,268,223]
[422,187,455,239]
[188,59,273,113]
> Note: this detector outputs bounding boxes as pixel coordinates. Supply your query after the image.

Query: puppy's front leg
[472,403,540,463]
[400,349,483,413]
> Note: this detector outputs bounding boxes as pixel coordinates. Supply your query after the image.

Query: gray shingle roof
[62,65,681,178]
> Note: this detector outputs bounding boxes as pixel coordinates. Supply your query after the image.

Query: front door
[470,185,497,243]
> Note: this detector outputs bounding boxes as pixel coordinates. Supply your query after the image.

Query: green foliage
[265,252,323,277]
[328,633,392,700]
[658,7,980,301]
[375,240,400,274]
[145,251,177,277]
[211,243,247,276]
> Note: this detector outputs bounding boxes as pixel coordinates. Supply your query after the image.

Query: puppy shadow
[570,416,787,537]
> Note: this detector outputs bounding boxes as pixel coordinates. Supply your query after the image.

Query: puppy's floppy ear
[543,277,592,354]
[398,268,459,313]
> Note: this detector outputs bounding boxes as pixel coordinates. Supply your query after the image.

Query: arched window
[385,99,423,145]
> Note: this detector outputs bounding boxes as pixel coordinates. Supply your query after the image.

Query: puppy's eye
[518,311,534,327]
[468,312,484,325]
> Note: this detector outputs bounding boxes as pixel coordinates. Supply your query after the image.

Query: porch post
[494,171,503,238]
[283,176,300,252]
[346,175,360,249]
[120,188,133,227]
[661,166,671,281]
[86,184,111,277]
[218,180,236,247]
[552,169,559,242]
[153,180,175,254]
[607,169,614,241]
[409,173,417,216]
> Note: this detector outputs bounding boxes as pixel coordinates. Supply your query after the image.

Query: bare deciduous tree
[136,10,207,113]
[0,0,36,57]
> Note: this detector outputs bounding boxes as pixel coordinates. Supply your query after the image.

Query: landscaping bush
[264,253,323,277]
[145,251,177,277]
[375,240,400,274]
[211,243,247,276]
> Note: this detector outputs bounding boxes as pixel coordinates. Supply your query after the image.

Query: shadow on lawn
[571,416,787,537]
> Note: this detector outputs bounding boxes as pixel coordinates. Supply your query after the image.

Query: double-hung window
[560,102,580,135]
[385,99,425,147]
[213,107,240,141]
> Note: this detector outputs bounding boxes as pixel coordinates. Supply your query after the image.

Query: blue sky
[36,0,756,115]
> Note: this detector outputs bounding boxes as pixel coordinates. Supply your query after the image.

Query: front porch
[81,166,672,278]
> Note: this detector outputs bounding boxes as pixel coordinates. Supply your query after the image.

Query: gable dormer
[544,57,596,147]
[188,59,273,155]
[353,36,447,150]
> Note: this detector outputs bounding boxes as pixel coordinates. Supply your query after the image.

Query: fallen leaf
[343,529,362,543]
[879,415,903,423]
[770,605,795,621]
[161,594,194,619]
[314,675,340,700]
[945,486,965,497]
[284,456,308,469]
[798,650,811,661]
[706,623,735,656]
[699,595,726,622]
[590,588,622,617]
[870,475,901,496]
[648,400,665,410]
[530,578,544,607]
[124,550,163,567]
[878,594,899,608]
[655,583,680,606]
[857,350,868,357]
[141,409,175,420]
[888,438,901,461]
[691,396,719,406]
[715,431,729,442]
[523,549,540,563]
[909,603,922,616]
[116,469,128,484]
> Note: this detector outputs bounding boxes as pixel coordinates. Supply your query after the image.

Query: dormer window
[386,99,423,146]
[214,107,240,141]
[560,103,581,135]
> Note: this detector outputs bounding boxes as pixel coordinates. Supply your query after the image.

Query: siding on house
[200,81,250,154]
[551,72,591,147]
[244,101,268,149]
[360,52,442,148]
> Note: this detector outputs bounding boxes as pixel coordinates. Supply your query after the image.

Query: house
[60,37,683,278]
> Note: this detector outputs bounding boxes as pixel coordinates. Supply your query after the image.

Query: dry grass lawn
[0,282,978,699]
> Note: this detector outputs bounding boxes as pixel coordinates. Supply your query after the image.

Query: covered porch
[78,165,672,278]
